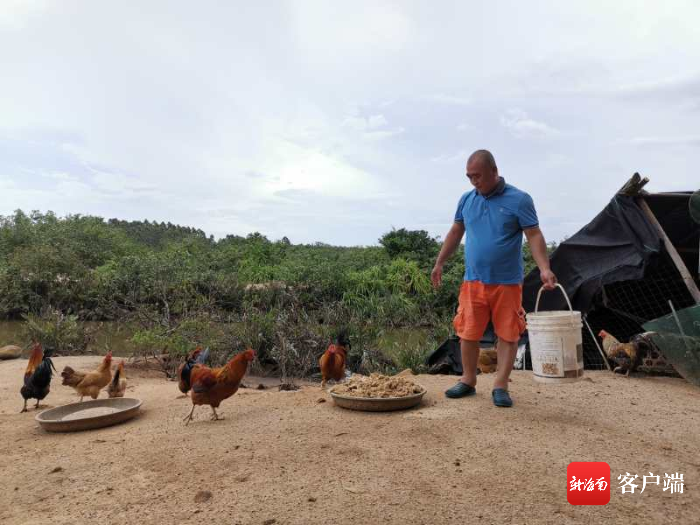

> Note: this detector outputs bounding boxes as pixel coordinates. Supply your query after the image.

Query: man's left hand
[540,269,557,290]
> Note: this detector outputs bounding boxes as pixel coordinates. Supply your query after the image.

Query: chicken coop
[522,174,700,371]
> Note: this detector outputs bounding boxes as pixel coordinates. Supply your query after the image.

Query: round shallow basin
[35,398,142,432]
[330,389,426,412]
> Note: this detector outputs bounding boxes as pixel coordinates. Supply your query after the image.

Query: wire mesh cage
[580,250,695,369]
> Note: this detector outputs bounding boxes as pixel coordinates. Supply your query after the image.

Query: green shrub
[392,342,430,374]
[22,307,98,355]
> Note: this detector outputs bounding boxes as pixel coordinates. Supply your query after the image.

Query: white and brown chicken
[107,360,127,398]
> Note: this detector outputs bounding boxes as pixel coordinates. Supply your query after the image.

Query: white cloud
[626,135,700,146]
[428,94,472,106]
[367,114,388,129]
[500,109,560,139]
[431,150,468,164]
[290,2,412,56]
[0,175,19,190]
[1,2,699,244]
[342,114,389,132]
[535,72,700,105]
[341,114,404,141]
[90,170,160,195]
[543,153,574,168]
[258,139,381,199]
[40,171,77,182]
[612,74,700,99]
[363,127,406,141]
[0,172,101,212]
[0,0,46,30]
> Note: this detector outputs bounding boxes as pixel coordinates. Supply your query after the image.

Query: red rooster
[319,333,350,389]
[183,348,255,425]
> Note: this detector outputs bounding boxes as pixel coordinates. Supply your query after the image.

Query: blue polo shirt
[454,178,539,284]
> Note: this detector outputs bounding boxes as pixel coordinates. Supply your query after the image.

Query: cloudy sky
[1,1,699,245]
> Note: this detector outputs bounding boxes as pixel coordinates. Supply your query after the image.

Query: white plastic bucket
[526,284,584,383]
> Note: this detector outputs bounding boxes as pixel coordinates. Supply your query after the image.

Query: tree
[379,228,440,267]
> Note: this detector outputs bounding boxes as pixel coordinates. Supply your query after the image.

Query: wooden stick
[584,316,612,371]
[637,197,700,304]
[617,172,649,196]
[645,192,694,198]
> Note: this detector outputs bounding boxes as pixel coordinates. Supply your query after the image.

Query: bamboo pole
[617,172,649,196]
[637,197,700,304]
[668,300,686,337]
[584,316,612,371]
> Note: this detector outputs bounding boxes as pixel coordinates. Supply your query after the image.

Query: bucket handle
[534,283,576,324]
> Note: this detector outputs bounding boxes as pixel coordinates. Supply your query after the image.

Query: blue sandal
[492,388,513,407]
[445,382,476,399]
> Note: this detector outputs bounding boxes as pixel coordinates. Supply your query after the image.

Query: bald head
[466,149,499,194]
[467,149,497,171]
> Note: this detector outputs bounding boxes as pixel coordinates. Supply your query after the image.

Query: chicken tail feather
[61,366,82,387]
[110,367,121,389]
[196,347,210,365]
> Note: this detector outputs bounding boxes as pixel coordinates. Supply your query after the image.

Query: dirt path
[1,356,698,524]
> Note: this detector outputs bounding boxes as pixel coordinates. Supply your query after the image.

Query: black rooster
[20,343,57,412]
[177,346,210,395]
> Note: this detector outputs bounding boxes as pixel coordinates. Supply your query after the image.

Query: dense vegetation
[0,210,545,378]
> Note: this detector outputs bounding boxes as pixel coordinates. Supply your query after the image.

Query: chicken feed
[61,407,119,421]
[331,373,425,398]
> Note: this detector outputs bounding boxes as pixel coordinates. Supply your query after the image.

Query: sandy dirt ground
[1,355,698,525]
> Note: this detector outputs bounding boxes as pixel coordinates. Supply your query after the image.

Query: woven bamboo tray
[329,389,426,412]
[36,398,142,432]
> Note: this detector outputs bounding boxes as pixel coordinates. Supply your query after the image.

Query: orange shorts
[453,281,526,343]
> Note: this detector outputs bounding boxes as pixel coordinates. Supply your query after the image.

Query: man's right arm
[431,221,465,288]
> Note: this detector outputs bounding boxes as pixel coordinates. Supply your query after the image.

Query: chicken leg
[20,399,28,413]
[210,407,224,421]
[183,405,196,425]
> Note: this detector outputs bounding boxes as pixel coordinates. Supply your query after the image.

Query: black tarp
[523,195,662,313]
[426,335,492,376]
[645,193,698,276]
[522,193,700,369]
[427,331,527,375]
[426,335,464,375]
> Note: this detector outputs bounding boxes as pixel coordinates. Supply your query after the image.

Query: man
[431,149,556,407]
